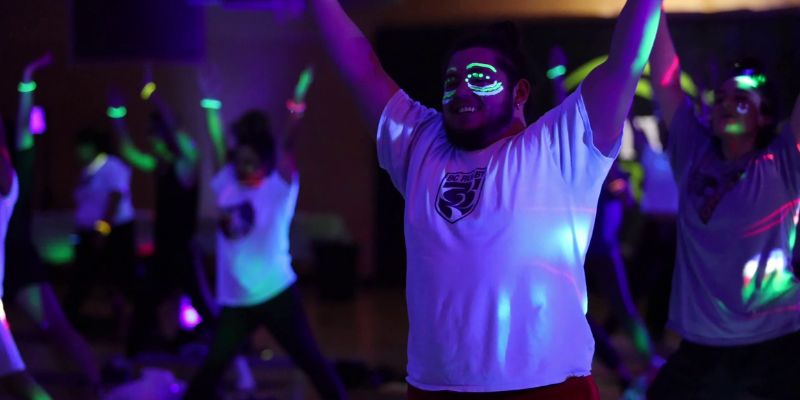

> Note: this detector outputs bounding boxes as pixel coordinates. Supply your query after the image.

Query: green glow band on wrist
[18,81,37,93]
[107,106,127,119]
[294,67,314,103]
[140,82,157,100]
[547,65,567,80]
[201,98,222,110]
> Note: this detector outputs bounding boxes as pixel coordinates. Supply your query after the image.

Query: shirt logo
[219,201,255,239]
[436,168,487,223]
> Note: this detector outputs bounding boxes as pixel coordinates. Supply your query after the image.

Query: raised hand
[23,52,53,81]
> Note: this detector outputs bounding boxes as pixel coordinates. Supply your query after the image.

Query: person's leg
[180,241,217,322]
[259,284,347,400]
[14,283,101,388]
[587,318,631,387]
[63,231,98,324]
[647,340,736,400]
[0,301,52,400]
[0,372,52,400]
[184,306,254,400]
[741,331,800,400]
[407,376,599,399]
[591,201,654,358]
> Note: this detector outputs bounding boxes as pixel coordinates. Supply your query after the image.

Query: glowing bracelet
[94,220,112,236]
[546,65,567,80]
[286,99,306,114]
[107,106,127,119]
[201,98,222,110]
[18,81,37,93]
[140,82,157,100]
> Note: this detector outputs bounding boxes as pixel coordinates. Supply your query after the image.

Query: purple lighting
[30,106,46,135]
[179,295,202,330]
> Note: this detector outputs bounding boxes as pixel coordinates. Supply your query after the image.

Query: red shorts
[408,376,600,400]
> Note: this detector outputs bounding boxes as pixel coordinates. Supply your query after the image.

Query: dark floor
[3,284,678,400]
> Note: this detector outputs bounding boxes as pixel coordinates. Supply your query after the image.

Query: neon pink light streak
[660,57,680,87]
[743,198,800,238]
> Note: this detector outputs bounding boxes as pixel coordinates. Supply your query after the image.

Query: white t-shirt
[0,174,18,298]
[73,155,135,229]
[667,99,800,346]
[378,86,619,392]
[640,145,679,215]
[211,166,299,307]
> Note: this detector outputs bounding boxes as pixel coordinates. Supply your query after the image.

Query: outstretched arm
[648,12,684,129]
[583,0,663,155]
[791,91,800,142]
[307,0,399,134]
[197,70,226,172]
[548,46,569,105]
[107,89,157,172]
[0,117,14,196]
[276,66,314,182]
[17,53,52,152]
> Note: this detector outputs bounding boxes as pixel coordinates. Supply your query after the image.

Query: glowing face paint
[737,102,750,115]
[442,68,457,105]
[465,63,504,97]
[724,122,746,136]
[734,75,766,91]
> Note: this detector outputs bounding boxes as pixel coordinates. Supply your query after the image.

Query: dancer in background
[184,67,346,400]
[648,10,800,398]
[5,54,102,398]
[0,115,51,400]
[548,46,658,396]
[63,123,145,357]
[107,67,215,349]
[310,0,662,396]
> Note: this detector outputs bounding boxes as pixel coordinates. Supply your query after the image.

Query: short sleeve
[1,173,19,210]
[666,98,713,183]
[376,90,441,193]
[210,165,233,195]
[101,158,131,194]
[536,83,621,189]
[771,123,800,193]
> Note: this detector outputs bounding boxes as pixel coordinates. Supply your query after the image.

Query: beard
[444,94,515,151]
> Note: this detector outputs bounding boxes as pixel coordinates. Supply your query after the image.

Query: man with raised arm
[647,11,800,399]
[309,0,662,398]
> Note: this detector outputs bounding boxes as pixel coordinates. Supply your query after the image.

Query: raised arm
[547,46,569,105]
[276,66,314,182]
[0,117,14,196]
[307,0,399,133]
[107,89,157,173]
[198,70,226,172]
[791,91,800,142]
[17,53,52,152]
[142,68,199,187]
[648,12,684,128]
[582,0,662,155]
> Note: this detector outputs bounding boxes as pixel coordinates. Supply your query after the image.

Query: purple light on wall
[30,106,46,135]
[179,295,202,330]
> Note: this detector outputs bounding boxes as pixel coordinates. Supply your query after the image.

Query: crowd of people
[0,0,798,399]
